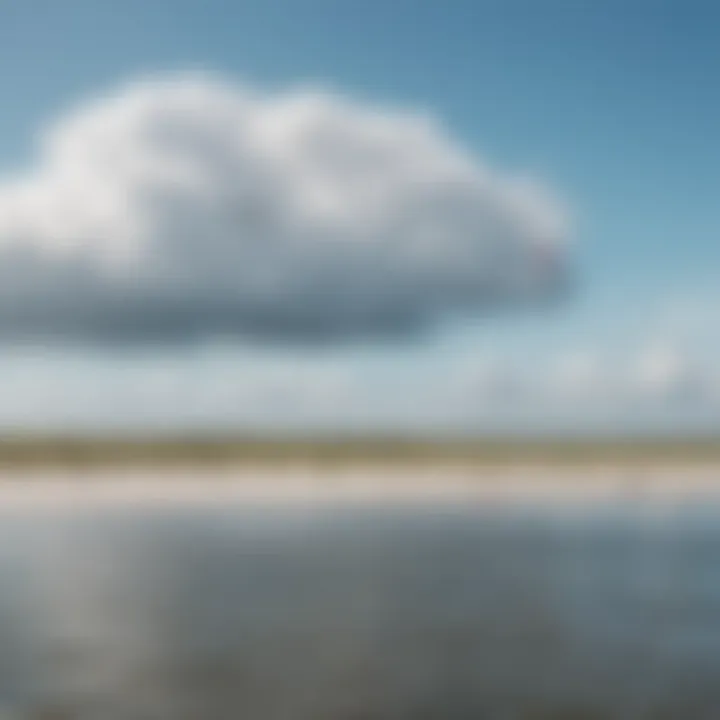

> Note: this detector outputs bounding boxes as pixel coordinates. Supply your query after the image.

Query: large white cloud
[0,72,570,342]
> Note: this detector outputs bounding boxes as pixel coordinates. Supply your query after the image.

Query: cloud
[630,345,708,405]
[544,345,719,415]
[0,72,570,343]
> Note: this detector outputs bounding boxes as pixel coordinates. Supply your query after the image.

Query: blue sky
[0,0,717,435]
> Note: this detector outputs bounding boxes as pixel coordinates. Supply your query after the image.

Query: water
[2,483,720,718]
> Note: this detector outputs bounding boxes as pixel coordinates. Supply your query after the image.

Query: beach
[0,462,718,507]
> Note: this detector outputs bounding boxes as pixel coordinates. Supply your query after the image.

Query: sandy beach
[0,463,719,508]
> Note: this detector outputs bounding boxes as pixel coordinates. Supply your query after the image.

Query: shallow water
[2,485,720,718]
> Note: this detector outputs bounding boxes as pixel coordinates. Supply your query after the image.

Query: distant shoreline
[0,437,717,470]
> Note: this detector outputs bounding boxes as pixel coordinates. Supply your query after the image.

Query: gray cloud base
[0,73,570,343]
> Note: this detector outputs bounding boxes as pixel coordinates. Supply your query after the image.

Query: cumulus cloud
[547,345,718,413]
[630,346,707,405]
[0,72,570,343]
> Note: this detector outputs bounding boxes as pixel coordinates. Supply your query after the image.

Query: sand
[0,463,718,508]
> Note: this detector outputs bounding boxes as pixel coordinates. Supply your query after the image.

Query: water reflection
[1,493,720,718]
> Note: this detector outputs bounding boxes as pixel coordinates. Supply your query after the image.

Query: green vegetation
[0,436,717,469]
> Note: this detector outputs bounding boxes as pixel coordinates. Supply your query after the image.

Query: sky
[0,0,718,436]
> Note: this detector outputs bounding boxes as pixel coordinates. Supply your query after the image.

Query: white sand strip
[0,463,718,508]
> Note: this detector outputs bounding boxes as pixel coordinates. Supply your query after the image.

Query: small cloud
[630,345,707,405]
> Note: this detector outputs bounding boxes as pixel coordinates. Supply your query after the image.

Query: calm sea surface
[1,477,720,718]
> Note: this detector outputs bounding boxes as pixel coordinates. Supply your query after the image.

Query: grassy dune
[0,436,717,469]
